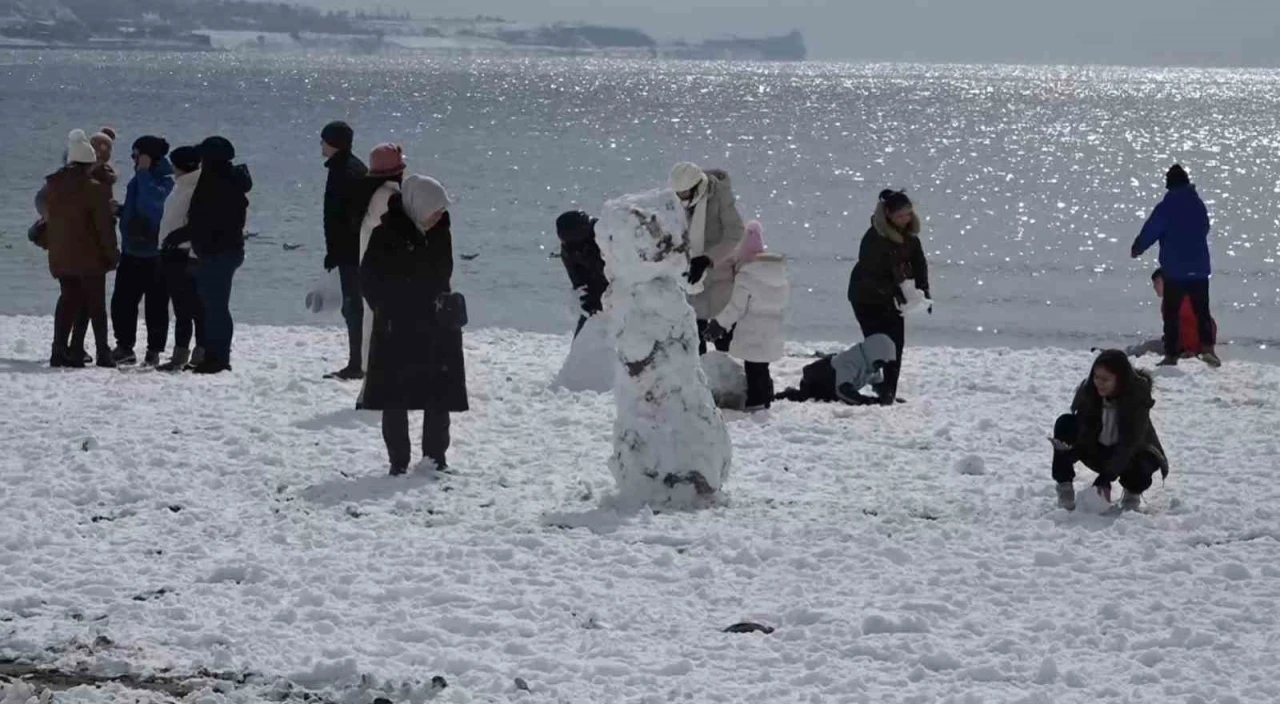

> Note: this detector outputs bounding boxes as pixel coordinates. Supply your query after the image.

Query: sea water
[2,51,1277,358]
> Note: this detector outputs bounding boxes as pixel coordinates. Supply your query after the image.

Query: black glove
[323,253,336,272]
[687,256,712,285]
[923,289,933,315]
[703,319,728,342]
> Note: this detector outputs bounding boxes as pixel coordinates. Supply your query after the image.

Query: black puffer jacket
[357,196,468,413]
[166,161,252,257]
[556,211,608,315]
[324,151,369,267]
[848,202,929,309]
[1070,370,1169,481]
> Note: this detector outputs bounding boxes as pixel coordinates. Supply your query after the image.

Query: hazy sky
[295,0,1273,66]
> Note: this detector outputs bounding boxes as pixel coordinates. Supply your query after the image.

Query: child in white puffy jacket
[703,220,790,411]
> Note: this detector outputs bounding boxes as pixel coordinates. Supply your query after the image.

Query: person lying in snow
[1051,350,1168,512]
[774,334,897,405]
[555,210,609,337]
[1126,267,1219,363]
[702,221,789,411]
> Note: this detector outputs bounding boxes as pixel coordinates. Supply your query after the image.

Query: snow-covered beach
[2,314,1279,703]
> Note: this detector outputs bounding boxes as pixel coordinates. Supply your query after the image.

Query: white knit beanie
[401,174,451,228]
[668,162,706,193]
[66,129,96,165]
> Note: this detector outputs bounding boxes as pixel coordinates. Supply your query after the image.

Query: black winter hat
[321,121,354,151]
[132,135,170,160]
[878,189,913,214]
[170,145,200,173]
[199,136,236,163]
[556,210,597,243]
[1166,164,1190,189]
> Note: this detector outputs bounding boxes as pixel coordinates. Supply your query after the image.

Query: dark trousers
[339,264,363,370]
[1051,414,1159,494]
[55,275,109,353]
[853,304,905,401]
[195,250,244,363]
[382,409,451,469]
[744,361,774,409]
[111,253,169,353]
[1162,278,1215,357]
[163,251,204,351]
[696,319,734,356]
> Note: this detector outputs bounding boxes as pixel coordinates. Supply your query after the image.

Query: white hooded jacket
[714,253,789,363]
[159,169,200,253]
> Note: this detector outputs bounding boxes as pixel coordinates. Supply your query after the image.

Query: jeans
[56,275,109,354]
[111,253,169,353]
[1162,278,1215,357]
[195,250,244,363]
[1051,414,1160,494]
[382,409,451,469]
[164,251,204,351]
[853,304,905,401]
[339,264,363,370]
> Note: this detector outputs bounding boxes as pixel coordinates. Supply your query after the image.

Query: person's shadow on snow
[292,408,380,431]
[297,469,442,508]
[0,358,64,375]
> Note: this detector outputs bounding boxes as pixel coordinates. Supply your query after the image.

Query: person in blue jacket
[1131,164,1220,368]
[111,135,175,366]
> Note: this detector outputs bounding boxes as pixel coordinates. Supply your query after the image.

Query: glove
[703,319,728,342]
[924,291,933,315]
[323,253,336,272]
[687,256,712,285]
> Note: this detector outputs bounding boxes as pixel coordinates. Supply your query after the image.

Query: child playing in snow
[1125,267,1219,365]
[1051,350,1169,512]
[702,221,789,411]
[775,334,898,405]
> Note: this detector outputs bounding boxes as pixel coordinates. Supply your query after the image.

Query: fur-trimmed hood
[871,201,921,244]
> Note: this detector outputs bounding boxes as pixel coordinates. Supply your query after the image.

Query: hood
[871,201,920,244]
[860,333,898,366]
[149,157,174,179]
[174,168,201,187]
[737,254,788,290]
[232,164,253,193]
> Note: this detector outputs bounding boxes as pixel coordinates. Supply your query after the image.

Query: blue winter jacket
[119,158,175,257]
[1131,184,1211,281]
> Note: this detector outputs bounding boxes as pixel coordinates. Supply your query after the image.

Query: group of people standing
[316,122,468,475]
[30,127,251,374]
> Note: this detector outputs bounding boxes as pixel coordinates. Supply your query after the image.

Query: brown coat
[42,166,118,278]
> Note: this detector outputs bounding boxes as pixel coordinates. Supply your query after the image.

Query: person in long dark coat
[357,175,468,475]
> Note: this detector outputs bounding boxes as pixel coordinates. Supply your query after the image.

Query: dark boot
[96,346,117,369]
[50,344,84,369]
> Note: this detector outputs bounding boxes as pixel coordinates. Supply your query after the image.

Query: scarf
[681,173,710,257]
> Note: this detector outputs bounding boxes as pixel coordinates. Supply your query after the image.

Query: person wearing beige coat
[668,162,746,354]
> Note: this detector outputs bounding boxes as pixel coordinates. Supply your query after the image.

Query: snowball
[701,351,747,411]
[953,454,986,476]
[1075,486,1115,514]
[552,313,616,393]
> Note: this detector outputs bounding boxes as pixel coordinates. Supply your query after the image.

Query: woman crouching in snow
[703,221,789,411]
[1051,350,1168,512]
[358,175,468,475]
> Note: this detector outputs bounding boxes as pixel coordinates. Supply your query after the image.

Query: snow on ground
[2,314,1280,703]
